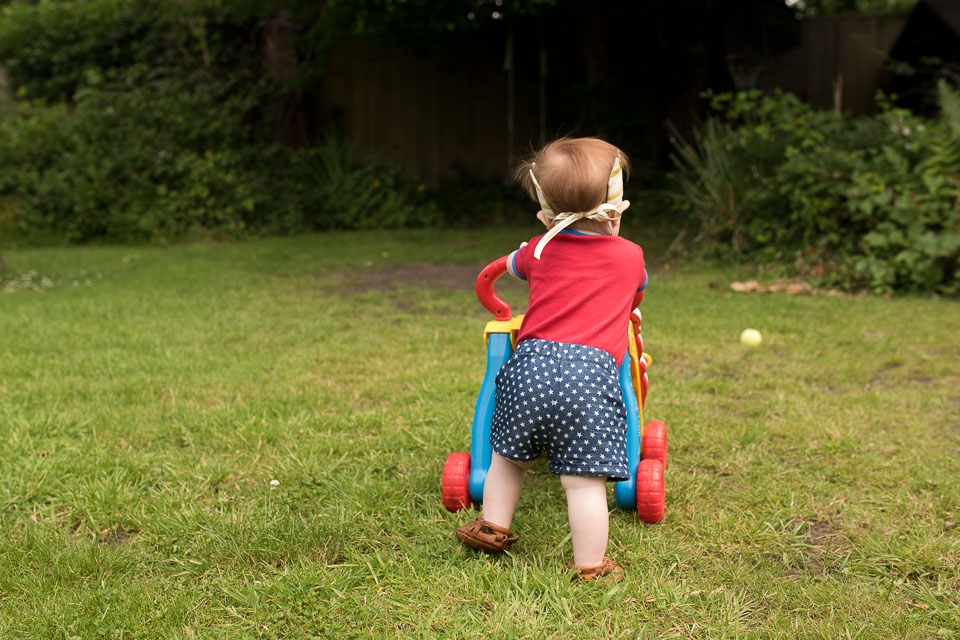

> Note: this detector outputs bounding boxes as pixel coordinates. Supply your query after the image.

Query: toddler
[455,137,647,581]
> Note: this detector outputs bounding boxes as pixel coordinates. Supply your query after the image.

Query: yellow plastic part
[626,319,658,440]
[627,322,640,389]
[626,322,644,430]
[484,314,525,349]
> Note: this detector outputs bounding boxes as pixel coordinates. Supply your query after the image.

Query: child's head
[515,137,631,236]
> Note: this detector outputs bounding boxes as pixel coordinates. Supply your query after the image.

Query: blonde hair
[515,137,630,223]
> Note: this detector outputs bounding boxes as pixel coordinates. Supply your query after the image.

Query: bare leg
[481,452,535,529]
[561,474,609,567]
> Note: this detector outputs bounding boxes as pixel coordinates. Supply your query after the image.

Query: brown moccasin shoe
[455,518,519,553]
[568,556,624,583]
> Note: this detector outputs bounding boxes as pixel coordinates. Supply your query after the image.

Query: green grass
[1,227,958,639]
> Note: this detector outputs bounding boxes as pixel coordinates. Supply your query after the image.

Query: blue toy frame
[468,332,642,510]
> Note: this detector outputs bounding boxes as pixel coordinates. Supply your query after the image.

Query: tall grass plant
[668,87,960,295]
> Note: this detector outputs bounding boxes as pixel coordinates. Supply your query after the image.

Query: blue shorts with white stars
[490,338,630,481]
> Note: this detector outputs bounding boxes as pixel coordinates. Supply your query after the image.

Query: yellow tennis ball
[739,328,762,347]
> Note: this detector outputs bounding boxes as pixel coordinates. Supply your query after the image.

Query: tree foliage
[1,0,505,243]
[669,87,960,294]
[786,0,917,16]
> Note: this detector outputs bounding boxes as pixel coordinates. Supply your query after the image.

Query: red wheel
[636,459,665,523]
[442,452,472,512]
[641,420,667,468]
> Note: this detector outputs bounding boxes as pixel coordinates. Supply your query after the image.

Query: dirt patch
[769,515,851,575]
[98,526,140,546]
[801,517,850,573]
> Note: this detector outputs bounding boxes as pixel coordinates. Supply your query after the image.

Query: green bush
[0,74,263,243]
[0,82,442,243]
[669,87,960,295]
[0,0,269,243]
[0,0,444,244]
[0,0,162,102]
[295,134,441,231]
[0,0,265,103]
[433,168,531,228]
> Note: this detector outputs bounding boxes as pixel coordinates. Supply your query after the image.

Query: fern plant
[918,80,960,180]
[937,78,960,136]
[667,119,749,249]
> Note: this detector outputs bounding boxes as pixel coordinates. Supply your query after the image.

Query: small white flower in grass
[270,479,280,490]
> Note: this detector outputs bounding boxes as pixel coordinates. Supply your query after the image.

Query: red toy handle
[476,255,512,320]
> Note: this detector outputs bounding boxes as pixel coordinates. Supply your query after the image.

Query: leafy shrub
[669,87,960,295]
[0,83,442,243]
[0,74,263,243]
[0,0,162,102]
[0,0,446,244]
[433,169,531,228]
[296,134,441,231]
[0,0,275,243]
[0,0,264,103]
[0,0,517,244]
[667,117,750,253]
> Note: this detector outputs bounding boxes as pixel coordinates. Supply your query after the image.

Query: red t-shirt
[510,231,647,366]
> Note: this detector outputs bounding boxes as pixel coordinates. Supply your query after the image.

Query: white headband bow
[529,157,624,260]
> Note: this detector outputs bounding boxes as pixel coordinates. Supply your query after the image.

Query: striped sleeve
[508,241,532,281]
[637,267,648,291]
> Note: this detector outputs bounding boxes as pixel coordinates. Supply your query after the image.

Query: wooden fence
[319,37,536,183]
[768,14,907,114]
[319,14,910,183]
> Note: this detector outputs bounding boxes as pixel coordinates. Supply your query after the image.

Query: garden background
[1,0,957,293]
[0,0,958,638]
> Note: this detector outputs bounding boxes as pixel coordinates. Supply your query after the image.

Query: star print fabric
[490,339,630,481]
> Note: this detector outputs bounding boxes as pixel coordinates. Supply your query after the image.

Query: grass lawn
[1,226,958,639]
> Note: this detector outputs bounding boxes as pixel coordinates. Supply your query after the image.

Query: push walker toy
[441,255,668,523]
